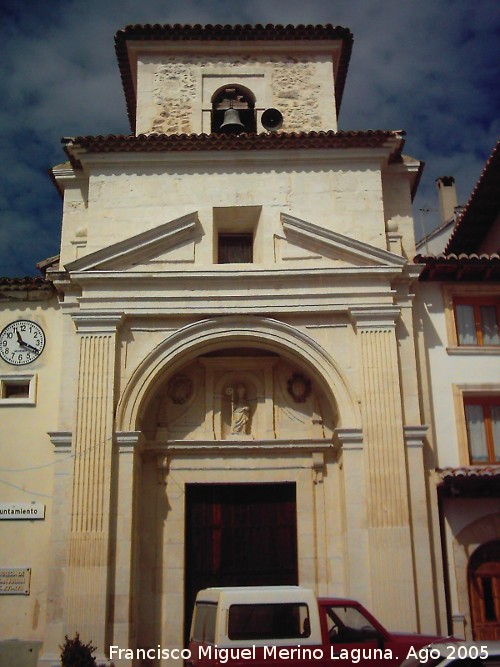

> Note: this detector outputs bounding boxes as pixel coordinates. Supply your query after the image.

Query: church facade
[0,24,447,665]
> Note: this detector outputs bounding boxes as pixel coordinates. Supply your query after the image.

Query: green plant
[59,633,99,667]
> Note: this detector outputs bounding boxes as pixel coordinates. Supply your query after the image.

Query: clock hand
[16,330,25,345]
[19,341,40,355]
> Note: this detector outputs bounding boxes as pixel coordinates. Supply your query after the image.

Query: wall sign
[0,503,45,519]
[0,568,31,595]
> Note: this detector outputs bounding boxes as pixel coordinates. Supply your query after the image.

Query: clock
[0,320,46,365]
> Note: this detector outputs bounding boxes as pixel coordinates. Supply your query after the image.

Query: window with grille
[464,397,500,463]
[455,298,500,346]
[218,233,253,264]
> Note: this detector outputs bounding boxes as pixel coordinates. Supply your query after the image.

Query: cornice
[333,428,364,451]
[403,425,428,449]
[66,268,399,317]
[69,265,403,282]
[47,431,72,454]
[72,311,125,334]
[115,431,145,454]
[348,306,401,330]
[147,439,335,454]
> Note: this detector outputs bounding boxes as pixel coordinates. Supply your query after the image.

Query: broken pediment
[278,213,407,268]
[64,212,200,272]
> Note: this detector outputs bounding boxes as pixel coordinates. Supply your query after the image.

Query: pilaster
[335,428,371,607]
[311,451,328,595]
[64,311,123,657]
[404,426,438,632]
[40,432,73,667]
[111,432,145,666]
[349,308,417,630]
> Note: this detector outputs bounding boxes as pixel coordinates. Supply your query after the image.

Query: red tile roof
[416,140,500,280]
[62,129,405,168]
[437,466,500,498]
[0,277,55,300]
[415,252,500,281]
[437,466,500,479]
[445,140,500,254]
[114,23,353,132]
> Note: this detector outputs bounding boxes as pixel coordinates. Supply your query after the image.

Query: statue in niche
[226,383,251,435]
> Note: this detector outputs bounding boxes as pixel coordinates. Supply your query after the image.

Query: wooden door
[469,541,500,640]
[184,483,298,639]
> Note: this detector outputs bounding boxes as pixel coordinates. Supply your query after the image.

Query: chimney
[436,176,458,225]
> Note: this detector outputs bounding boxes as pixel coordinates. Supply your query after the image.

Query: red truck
[187,586,446,666]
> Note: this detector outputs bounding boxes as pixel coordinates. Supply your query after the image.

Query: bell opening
[211,84,257,135]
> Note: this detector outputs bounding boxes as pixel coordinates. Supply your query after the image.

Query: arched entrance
[116,317,360,652]
[469,541,500,639]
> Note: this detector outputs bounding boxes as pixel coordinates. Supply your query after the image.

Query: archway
[211,83,257,134]
[116,315,360,434]
[469,541,500,639]
[118,316,360,650]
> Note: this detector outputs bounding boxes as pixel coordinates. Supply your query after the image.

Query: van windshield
[191,603,217,643]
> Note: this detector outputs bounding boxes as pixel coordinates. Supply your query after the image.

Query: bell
[220,107,245,134]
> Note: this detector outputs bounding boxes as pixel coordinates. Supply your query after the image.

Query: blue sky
[1,0,499,276]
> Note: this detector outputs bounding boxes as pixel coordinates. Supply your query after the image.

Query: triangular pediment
[65,212,200,272]
[279,213,407,268]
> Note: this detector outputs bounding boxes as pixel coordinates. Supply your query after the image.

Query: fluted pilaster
[350,308,417,629]
[65,312,123,652]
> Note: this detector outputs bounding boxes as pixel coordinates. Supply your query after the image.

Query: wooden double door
[469,540,500,640]
[184,483,298,638]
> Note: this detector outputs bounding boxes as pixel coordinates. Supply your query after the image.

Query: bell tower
[114,23,352,135]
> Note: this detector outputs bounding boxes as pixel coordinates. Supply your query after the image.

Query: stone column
[350,308,417,630]
[111,432,144,665]
[64,312,123,658]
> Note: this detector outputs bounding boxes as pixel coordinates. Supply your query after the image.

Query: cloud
[0,0,498,275]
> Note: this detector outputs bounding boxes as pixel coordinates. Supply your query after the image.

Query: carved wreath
[287,372,312,403]
[167,374,193,405]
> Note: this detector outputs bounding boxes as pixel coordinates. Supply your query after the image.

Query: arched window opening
[468,540,500,640]
[211,85,256,135]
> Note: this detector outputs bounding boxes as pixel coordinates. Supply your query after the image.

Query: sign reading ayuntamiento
[0,503,45,519]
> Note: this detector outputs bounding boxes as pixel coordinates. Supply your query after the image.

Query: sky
[0,0,499,277]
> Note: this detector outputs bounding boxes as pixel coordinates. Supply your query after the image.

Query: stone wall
[136,54,336,135]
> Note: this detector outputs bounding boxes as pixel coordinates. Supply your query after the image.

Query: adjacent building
[0,23,451,665]
[417,140,500,641]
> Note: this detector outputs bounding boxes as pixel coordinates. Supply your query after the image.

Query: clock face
[0,320,46,365]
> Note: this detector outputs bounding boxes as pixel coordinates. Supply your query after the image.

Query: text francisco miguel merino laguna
[109,644,397,662]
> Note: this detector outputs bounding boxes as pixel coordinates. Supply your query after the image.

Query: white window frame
[0,373,37,406]
[453,383,500,465]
